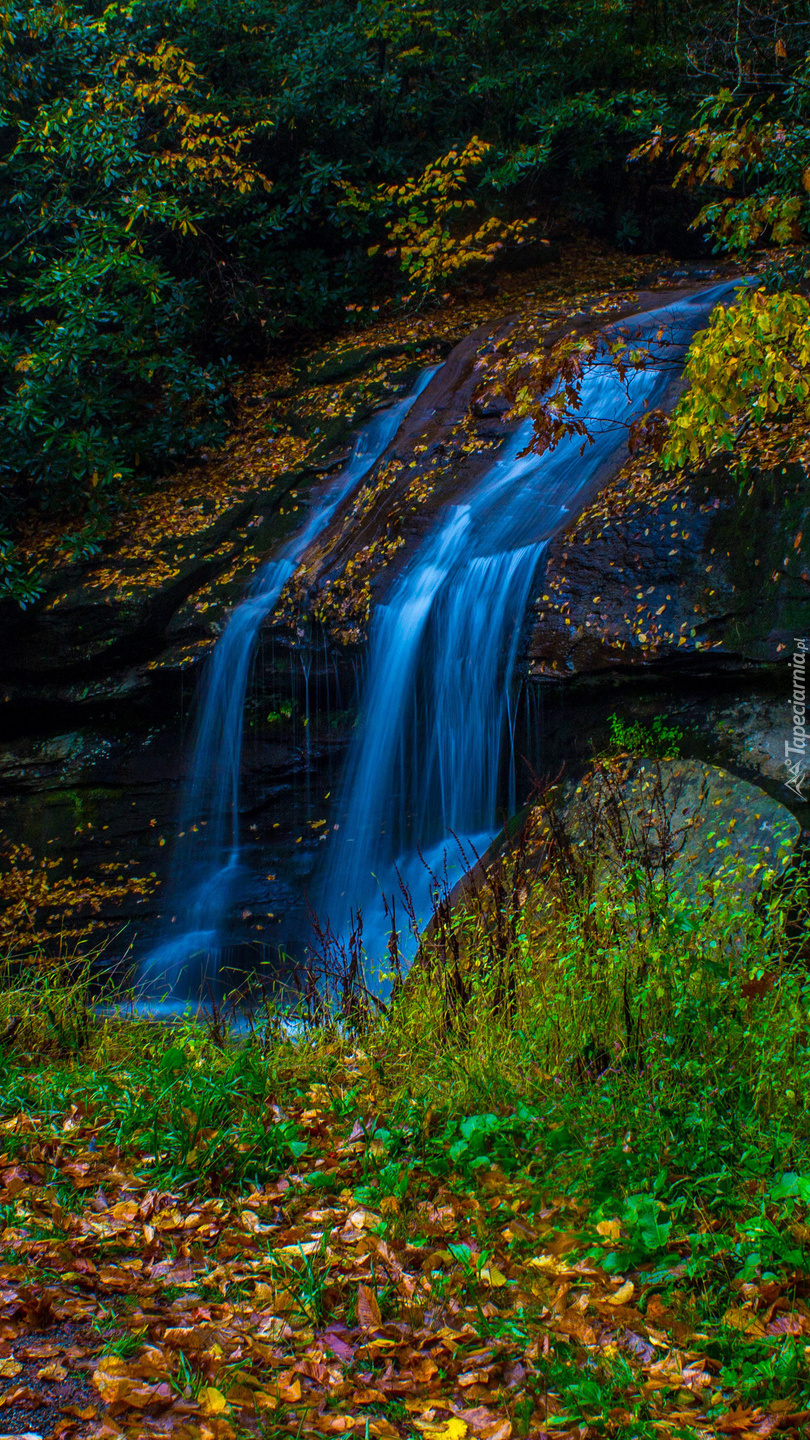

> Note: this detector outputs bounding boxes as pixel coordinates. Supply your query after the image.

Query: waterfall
[141,365,440,997]
[316,283,743,972]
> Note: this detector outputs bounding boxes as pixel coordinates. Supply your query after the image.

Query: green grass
[0,755,808,1234]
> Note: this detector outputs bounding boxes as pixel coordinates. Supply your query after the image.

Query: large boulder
[562,756,801,897]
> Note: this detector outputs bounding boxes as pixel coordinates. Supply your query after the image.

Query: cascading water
[317,283,743,971]
[141,365,440,998]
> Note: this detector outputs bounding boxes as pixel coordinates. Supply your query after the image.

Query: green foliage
[96,1042,308,1189]
[0,529,44,606]
[364,136,536,300]
[633,27,810,474]
[103,1327,149,1361]
[0,0,724,564]
[676,87,810,259]
[663,288,810,473]
[266,700,293,728]
[438,1107,539,1179]
[371,765,810,1221]
[0,4,261,524]
[608,712,683,758]
[530,1349,653,1438]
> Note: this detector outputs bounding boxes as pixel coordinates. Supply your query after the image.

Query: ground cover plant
[0,756,808,1439]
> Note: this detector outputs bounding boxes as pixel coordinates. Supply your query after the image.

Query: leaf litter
[0,1045,808,1440]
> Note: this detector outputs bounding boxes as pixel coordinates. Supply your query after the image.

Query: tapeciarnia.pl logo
[786,637,808,799]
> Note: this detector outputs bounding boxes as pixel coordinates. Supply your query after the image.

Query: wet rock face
[528,460,810,681]
[0,703,351,965]
[701,698,796,789]
[0,339,447,717]
[0,264,736,719]
[273,318,520,647]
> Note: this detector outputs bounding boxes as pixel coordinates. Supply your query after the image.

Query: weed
[102,1328,149,1360]
[172,1348,205,1399]
[608,711,684,758]
[272,1232,334,1324]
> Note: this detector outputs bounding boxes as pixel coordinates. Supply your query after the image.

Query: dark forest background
[1,0,807,588]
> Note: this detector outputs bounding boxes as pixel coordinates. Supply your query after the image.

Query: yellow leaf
[357,1282,382,1329]
[38,1361,67,1381]
[526,1254,559,1272]
[596,1218,622,1241]
[199,1386,230,1415]
[92,1354,130,1403]
[607,1280,635,1306]
[722,1305,765,1336]
[111,1200,140,1221]
[414,1419,468,1440]
[479,1264,507,1287]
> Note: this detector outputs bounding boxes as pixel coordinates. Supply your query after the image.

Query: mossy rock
[564,757,799,897]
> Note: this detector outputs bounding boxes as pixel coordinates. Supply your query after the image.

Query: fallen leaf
[357,1283,382,1329]
[413,1420,469,1440]
[36,1362,67,1381]
[198,1387,230,1416]
[478,1264,507,1288]
[606,1280,634,1306]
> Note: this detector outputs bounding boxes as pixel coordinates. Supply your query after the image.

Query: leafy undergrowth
[2,768,809,1440]
[0,1016,809,1440]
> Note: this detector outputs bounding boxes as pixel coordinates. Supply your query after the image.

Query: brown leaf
[622,1330,656,1364]
[368,1421,400,1439]
[36,1362,67,1381]
[767,1314,805,1336]
[92,1356,172,1412]
[110,1201,139,1222]
[450,1405,511,1439]
[0,1386,44,1409]
[722,1305,766,1338]
[715,1405,768,1434]
[163,1325,209,1351]
[357,1283,382,1330]
[254,1370,302,1408]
